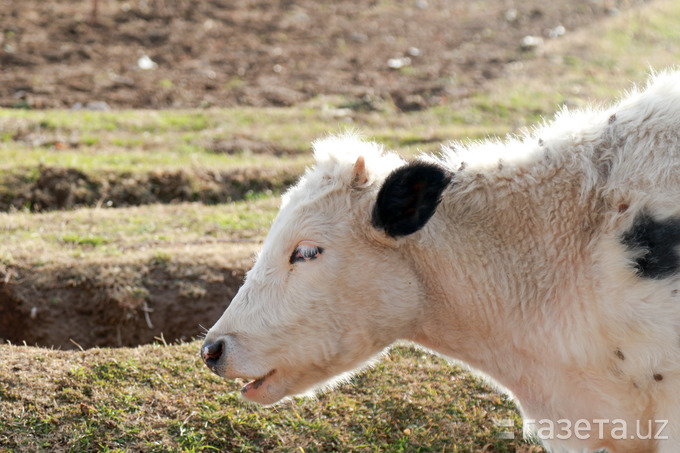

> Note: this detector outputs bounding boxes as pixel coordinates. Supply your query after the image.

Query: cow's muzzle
[201,339,225,374]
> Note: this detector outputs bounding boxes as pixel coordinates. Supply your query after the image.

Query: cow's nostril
[201,340,224,369]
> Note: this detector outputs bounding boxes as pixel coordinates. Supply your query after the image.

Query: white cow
[202,71,680,453]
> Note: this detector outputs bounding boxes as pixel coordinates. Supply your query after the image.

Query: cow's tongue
[242,376,266,393]
[241,370,276,396]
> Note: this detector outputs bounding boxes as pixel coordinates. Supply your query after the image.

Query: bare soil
[1,0,640,110]
[0,165,300,212]
[0,261,247,349]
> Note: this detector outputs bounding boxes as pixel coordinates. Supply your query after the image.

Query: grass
[0,342,540,452]
[485,0,680,112]
[0,198,280,268]
[0,194,279,320]
[0,146,311,175]
[0,102,512,176]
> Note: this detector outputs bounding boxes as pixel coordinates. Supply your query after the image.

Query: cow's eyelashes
[289,244,323,265]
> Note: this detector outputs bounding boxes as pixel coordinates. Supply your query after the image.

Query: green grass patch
[0,145,311,175]
[0,95,535,178]
[0,343,541,452]
[60,233,110,247]
[0,198,280,266]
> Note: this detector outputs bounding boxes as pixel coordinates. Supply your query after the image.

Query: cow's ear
[371,161,452,238]
[351,156,368,188]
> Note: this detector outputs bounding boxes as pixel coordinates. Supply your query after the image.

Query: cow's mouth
[241,369,277,400]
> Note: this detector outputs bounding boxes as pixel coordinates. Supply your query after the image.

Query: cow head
[201,135,452,404]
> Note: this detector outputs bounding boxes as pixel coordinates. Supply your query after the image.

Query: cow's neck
[405,159,604,409]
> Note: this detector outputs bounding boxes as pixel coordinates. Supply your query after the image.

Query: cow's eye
[289,242,323,265]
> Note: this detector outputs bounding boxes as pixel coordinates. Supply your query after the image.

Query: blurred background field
[1,0,679,451]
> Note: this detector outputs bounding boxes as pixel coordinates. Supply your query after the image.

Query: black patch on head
[615,349,625,361]
[621,211,680,279]
[372,161,452,238]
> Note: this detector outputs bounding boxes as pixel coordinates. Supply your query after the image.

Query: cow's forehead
[257,185,343,264]
[269,185,349,248]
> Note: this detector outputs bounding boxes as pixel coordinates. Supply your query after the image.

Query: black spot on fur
[621,212,680,279]
[538,138,544,147]
[372,161,452,238]
[609,113,617,124]
[654,373,663,382]
[543,150,552,164]
[615,349,625,360]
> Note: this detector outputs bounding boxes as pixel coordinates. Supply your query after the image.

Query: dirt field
[1,0,641,110]
[0,0,653,349]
